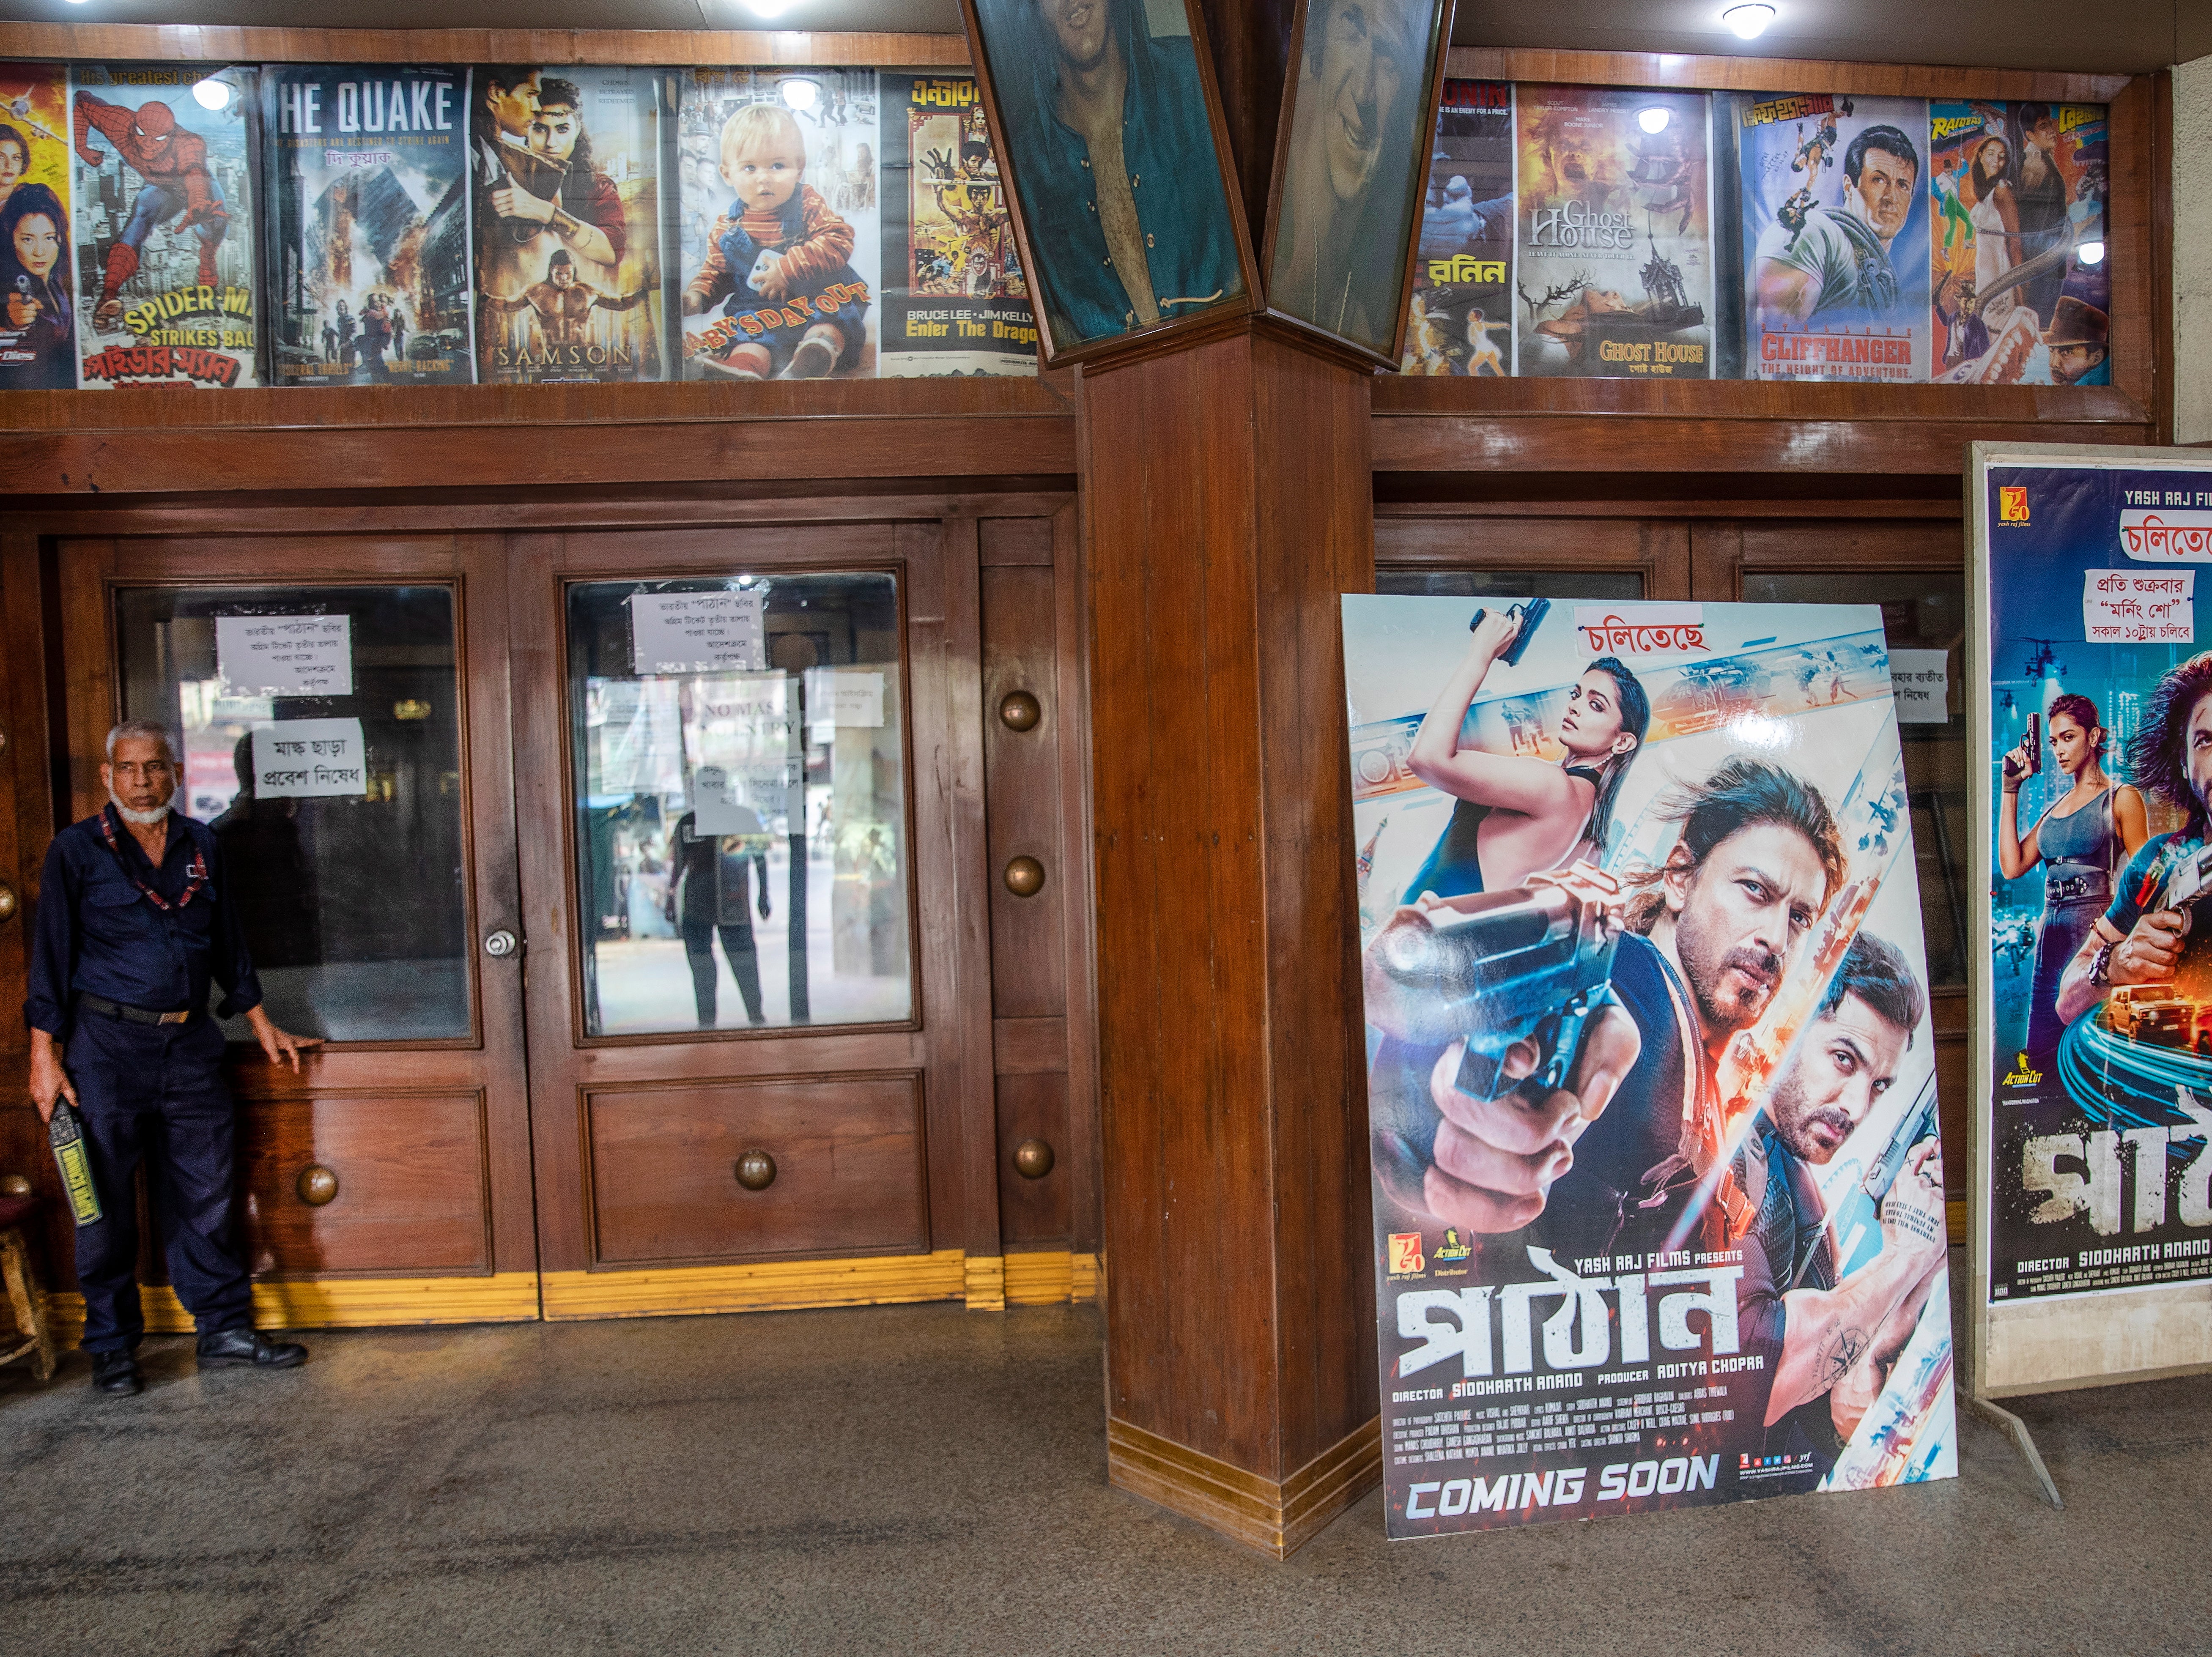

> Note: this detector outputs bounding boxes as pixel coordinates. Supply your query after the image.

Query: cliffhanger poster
[1400,79,1513,378]
[1513,86,1713,380]
[1979,454,2212,1314]
[0,60,76,389]
[676,68,879,381]
[69,63,260,389]
[471,64,666,385]
[1346,594,1958,1538]
[261,64,473,384]
[878,73,1037,376]
[1736,92,1930,384]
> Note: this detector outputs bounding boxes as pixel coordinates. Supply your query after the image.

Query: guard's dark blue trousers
[66,1010,253,1352]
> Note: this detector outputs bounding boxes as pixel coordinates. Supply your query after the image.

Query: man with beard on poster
[1732,932,1947,1490]
[1384,756,1845,1260]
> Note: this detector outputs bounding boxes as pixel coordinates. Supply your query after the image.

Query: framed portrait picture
[955,0,1260,369]
[1261,0,1456,368]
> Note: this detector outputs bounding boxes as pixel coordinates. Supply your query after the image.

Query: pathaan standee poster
[1979,454,2212,1320]
[1346,594,1958,1538]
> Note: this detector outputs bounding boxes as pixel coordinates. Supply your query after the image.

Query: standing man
[25,720,320,1396]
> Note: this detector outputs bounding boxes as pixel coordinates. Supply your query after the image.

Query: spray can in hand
[49,1101,102,1227]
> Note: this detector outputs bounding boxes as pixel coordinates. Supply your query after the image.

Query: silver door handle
[484,928,522,959]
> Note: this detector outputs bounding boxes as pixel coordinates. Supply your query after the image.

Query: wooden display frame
[1257,0,1456,371]
[951,0,1261,370]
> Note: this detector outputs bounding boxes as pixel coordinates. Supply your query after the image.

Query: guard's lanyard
[97,806,207,913]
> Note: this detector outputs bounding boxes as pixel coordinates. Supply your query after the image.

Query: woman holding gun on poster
[1401,603,1652,902]
[1998,694,2146,1063]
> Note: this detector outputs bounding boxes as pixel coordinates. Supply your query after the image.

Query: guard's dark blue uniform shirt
[25,808,263,1034]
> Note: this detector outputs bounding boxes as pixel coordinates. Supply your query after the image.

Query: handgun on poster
[1802,1070,1939,1283]
[1363,863,1625,1174]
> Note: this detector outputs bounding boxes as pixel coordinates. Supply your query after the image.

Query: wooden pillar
[1080,327,1379,1557]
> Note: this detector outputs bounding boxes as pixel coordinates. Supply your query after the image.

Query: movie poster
[1400,79,1513,378]
[262,65,472,385]
[877,73,1036,377]
[69,63,259,389]
[1981,457,2212,1303]
[676,68,879,381]
[472,65,665,385]
[0,60,77,389]
[1513,87,1713,380]
[1346,595,1958,1538]
[1930,101,2110,386]
[1737,93,1929,383]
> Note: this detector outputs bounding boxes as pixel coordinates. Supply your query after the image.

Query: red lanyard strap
[97,806,208,912]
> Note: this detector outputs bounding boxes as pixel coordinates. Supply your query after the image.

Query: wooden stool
[0,1190,58,1383]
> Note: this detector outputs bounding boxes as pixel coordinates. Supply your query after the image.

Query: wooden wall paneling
[1688,522,1747,601]
[980,563,1069,1019]
[0,22,973,68]
[993,1071,1074,1245]
[1376,516,1691,599]
[2152,69,2176,445]
[57,540,122,825]
[2106,74,2157,425]
[979,519,1054,567]
[1051,501,1103,1257]
[1445,46,2130,104]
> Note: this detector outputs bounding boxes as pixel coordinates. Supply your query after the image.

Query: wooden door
[510,520,1007,1317]
[1374,513,1694,600]
[51,534,539,1329]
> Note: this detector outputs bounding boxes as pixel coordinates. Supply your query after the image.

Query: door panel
[1374,516,1692,599]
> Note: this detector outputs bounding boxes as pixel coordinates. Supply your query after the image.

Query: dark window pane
[1375,568,1645,601]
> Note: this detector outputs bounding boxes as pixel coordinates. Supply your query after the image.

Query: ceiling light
[1636,106,1671,134]
[191,77,232,111]
[743,0,792,16]
[2077,239,2107,266]
[780,77,819,111]
[1723,3,1776,38]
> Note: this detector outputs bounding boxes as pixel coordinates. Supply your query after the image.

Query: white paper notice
[690,673,792,830]
[2083,569,2195,644]
[217,615,353,698]
[1888,649,1950,724]
[253,718,367,799]
[805,668,885,733]
[693,761,792,832]
[630,590,765,674]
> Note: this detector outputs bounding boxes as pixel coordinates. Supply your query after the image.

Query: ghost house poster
[1345,594,1958,1537]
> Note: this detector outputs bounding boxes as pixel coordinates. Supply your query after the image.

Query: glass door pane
[115,584,472,1041]
[565,572,911,1037]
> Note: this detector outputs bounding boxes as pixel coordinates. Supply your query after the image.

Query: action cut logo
[1435,1229,1472,1263]
[2003,1050,2044,1087]
[1998,485,2031,525]
[1388,1232,1425,1276]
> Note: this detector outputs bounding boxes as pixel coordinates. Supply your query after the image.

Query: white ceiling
[0,0,2201,75]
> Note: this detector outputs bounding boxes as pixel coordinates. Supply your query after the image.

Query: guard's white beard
[110,793,173,827]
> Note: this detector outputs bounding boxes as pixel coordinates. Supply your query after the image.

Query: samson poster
[69,63,260,390]
[1513,86,1713,380]
[1401,79,1513,377]
[676,68,879,381]
[261,64,473,384]
[1980,455,2212,1309]
[1346,594,1957,1538]
[878,73,1036,376]
[1737,92,1929,384]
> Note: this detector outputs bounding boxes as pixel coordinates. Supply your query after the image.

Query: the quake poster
[878,73,1037,377]
[1982,457,2212,1304]
[261,64,473,384]
[0,60,76,389]
[675,68,879,381]
[1736,92,1930,383]
[472,64,666,385]
[1346,594,1958,1538]
[1401,79,1513,378]
[1513,86,1713,380]
[67,63,260,389]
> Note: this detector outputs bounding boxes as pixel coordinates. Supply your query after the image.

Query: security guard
[25,720,320,1395]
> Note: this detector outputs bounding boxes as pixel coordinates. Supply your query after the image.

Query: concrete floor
[2,1269,2208,1656]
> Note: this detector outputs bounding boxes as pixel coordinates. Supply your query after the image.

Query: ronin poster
[261,65,473,385]
[70,63,260,389]
[676,68,879,381]
[1737,93,1929,384]
[472,65,666,385]
[1346,595,1957,1538]
[1400,79,1513,378]
[1513,86,1713,380]
[0,60,76,389]
[877,73,1037,377]
[1981,457,2212,1303]
[1931,101,2110,386]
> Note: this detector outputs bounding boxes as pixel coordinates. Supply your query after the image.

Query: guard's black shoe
[91,1351,142,1396]
[196,1327,307,1371]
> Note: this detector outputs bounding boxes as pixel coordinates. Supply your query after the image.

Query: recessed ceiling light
[191,77,231,111]
[743,0,792,16]
[1637,106,1671,134]
[1723,3,1776,38]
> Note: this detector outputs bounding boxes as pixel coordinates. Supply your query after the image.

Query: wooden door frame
[1373,512,1694,600]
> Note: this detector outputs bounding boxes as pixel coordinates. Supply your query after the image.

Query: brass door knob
[0,1173,31,1197]
[998,690,1041,731]
[1003,856,1046,897]
[0,882,16,923]
[296,1164,339,1206]
[1013,1138,1055,1180]
[735,1150,777,1191]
